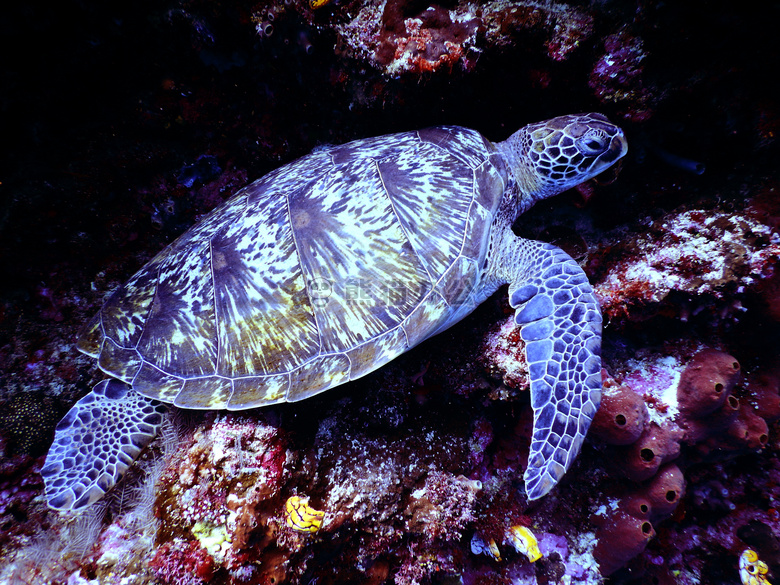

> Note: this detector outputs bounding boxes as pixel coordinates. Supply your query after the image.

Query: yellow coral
[285,496,325,533]
[506,525,542,562]
[309,0,330,8]
[191,522,231,558]
[740,549,772,585]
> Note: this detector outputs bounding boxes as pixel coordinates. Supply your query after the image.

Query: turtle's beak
[603,130,628,164]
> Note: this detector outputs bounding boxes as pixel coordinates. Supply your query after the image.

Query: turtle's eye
[576,131,609,156]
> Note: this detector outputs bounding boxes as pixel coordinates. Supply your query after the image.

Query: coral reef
[594,207,780,324]
[0,454,45,551]
[0,392,60,457]
[588,29,653,122]
[155,413,289,576]
[262,0,595,78]
[2,0,780,583]
[150,539,215,585]
[478,316,529,391]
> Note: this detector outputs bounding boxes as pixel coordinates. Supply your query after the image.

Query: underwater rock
[149,538,215,585]
[290,0,595,77]
[156,413,288,573]
[479,315,529,390]
[0,454,45,550]
[404,472,481,542]
[595,208,780,323]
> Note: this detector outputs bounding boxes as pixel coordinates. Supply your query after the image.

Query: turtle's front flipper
[506,239,602,500]
[41,380,166,510]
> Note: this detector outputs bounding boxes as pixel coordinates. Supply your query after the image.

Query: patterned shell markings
[78,127,508,410]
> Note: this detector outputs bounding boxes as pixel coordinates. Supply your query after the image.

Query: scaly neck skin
[486,132,569,288]
[495,130,559,220]
[484,218,535,287]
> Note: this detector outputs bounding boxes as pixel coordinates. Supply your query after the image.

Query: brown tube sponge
[677,349,740,417]
[681,394,740,444]
[622,494,652,519]
[728,405,770,450]
[643,463,685,521]
[593,510,655,576]
[749,374,780,421]
[590,384,649,445]
[617,422,681,482]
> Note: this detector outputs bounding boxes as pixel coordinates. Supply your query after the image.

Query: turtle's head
[501,113,627,208]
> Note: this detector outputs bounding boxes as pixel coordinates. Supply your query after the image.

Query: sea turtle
[42,113,627,511]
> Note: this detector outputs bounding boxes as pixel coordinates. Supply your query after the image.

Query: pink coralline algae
[274,0,595,77]
[156,413,288,574]
[150,539,215,585]
[594,207,780,323]
[589,29,654,122]
[478,315,529,391]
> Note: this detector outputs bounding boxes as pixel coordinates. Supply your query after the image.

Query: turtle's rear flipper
[507,240,602,501]
[41,380,165,510]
